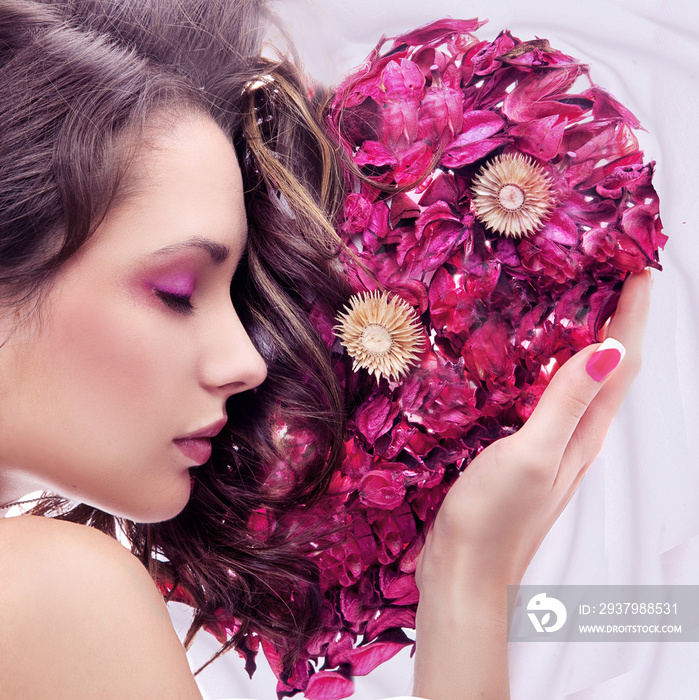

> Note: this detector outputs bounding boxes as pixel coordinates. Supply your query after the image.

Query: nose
[201,303,267,396]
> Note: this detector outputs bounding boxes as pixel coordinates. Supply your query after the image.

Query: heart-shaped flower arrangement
[211,18,666,699]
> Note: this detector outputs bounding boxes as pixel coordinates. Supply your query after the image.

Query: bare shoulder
[0,516,202,700]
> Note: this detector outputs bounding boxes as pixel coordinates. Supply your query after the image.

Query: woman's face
[0,113,267,522]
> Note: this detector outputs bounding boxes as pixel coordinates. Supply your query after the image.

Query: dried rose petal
[207,18,667,697]
[304,671,355,700]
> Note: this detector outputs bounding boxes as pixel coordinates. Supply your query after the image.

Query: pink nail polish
[586,337,626,382]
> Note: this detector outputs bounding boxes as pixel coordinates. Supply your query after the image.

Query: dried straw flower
[334,290,424,382]
[471,152,555,237]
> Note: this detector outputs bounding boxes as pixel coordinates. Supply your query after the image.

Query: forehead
[87,112,248,265]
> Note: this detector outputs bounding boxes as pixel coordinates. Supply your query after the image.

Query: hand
[415,268,653,592]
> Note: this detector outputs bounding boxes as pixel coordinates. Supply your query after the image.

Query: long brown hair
[1,0,354,679]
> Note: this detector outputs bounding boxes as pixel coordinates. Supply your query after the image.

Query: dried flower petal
[334,290,424,382]
[208,17,667,697]
[471,152,555,237]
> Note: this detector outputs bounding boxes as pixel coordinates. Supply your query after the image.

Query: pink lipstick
[173,418,226,466]
[174,437,212,464]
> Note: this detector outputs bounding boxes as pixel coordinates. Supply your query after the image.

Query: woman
[0,1,652,698]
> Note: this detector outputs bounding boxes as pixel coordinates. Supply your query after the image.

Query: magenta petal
[379,567,420,603]
[380,60,424,149]
[540,209,578,245]
[354,140,398,168]
[347,636,412,676]
[442,136,509,167]
[418,171,460,207]
[583,85,642,128]
[596,162,652,199]
[365,607,417,641]
[355,394,399,443]
[361,201,391,253]
[620,204,666,257]
[390,192,421,226]
[471,31,517,75]
[454,110,505,144]
[304,671,355,700]
[391,18,485,47]
[359,470,406,509]
[418,84,464,143]
[341,193,373,235]
[394,141,435,185]
[581,227,618,263]
[499,40,580,69]
[462,318,511,379]
[510,114,566,160]
[503,67,582,121]
[381,59,425,100]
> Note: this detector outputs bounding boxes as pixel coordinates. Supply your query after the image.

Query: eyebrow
[148,236,231,264]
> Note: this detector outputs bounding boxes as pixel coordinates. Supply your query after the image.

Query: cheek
[58,300,161,404]
[16,294,196,519]
[43,289,194,439]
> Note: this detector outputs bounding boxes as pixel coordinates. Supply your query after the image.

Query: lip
[174,437,213,465]
[173,418,227,466]
[175,418,227,441]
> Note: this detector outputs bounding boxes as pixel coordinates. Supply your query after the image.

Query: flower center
[360,323,393,355]
[497,184,525,211]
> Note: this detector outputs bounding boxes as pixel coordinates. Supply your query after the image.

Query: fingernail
[586,337,626,382]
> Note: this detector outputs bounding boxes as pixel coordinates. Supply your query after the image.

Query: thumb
[515,337,626,465]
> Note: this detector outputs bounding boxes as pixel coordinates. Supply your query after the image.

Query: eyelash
[154,289,195,316]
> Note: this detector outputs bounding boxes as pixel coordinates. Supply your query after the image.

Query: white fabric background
[169,1,699,697]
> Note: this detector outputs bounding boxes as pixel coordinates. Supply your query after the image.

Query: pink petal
[361,200,391,253]
[340,193,373,235]
[620,204,666,259]
[346,635,412,676]
[418,171,460,207]
[365,607,417,641]
[499,39,581,69]
[379,567,420,603]
[391,18,485,47]
[354,140,398,168]
[471,31,517,75]
[509,114,566,160]
[540,209,578,245]
[418,83,464,143]
[503,67,583,121]
[583,85,642,129]
[453,110,505,145]
[442,136,509,167]
[394,141,434,185]
[355,394,399,443]
[462,318,511,379]
[596,162,652,199]
[304,671,355,700]
[390,192,420,227]
[359,469,406,510]
[381,59,424,99]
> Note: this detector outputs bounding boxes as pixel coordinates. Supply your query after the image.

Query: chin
[89,474,193,524]
[136,486,192,524]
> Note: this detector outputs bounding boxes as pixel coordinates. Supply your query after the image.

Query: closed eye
[154,289,195,315]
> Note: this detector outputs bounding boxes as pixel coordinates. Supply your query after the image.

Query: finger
[555,269,652,487]
[513,270,652,476]
[513,338,624,477]
[601,269,652,372]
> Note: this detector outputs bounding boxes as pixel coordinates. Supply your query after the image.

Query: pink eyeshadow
[151,272,195,296]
